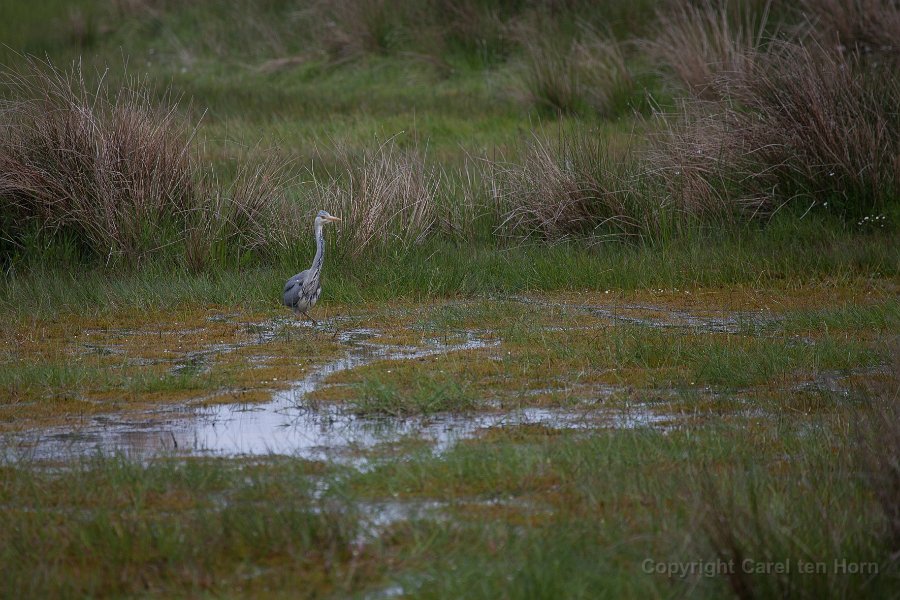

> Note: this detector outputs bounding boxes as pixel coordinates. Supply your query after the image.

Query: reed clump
[0,58,299,269]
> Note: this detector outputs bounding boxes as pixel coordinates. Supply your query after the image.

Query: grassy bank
[2,0,897,275]
[3,221,896,318]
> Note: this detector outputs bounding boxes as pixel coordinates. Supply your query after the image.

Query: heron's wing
[283,269,309,293]
[283,269,310,307]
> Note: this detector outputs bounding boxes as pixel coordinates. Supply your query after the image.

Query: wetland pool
[7,323,678,462]
[4,289,888,463]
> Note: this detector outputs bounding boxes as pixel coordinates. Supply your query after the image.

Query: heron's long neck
[310,223,325,274]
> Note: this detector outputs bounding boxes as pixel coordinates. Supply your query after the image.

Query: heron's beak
[326,215,342,222]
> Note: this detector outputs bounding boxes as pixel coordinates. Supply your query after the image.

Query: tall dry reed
[0,59,197,263]
[652,38,898,218]
[0,58,299,268]
[302,138,440,256]
[649,0,771,99]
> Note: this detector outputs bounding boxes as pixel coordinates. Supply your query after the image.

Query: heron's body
[282,267,322,314]
[282,210,340,322]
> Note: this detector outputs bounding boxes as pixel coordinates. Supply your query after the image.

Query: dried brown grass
[434,158,487,242]
[0,58,299,268]
[652,39,899,218]
[0,59,197,263]
[650,103,774,219]
[798,0,900,55]
[184,152,299,272]
[733,41,897,208]
[649,0,771,99]
[491,132,647,241]
[303,138,439,256]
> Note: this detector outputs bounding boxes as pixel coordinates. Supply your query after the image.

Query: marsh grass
[3,418,892,597]
[651,4,899,219]
[649,0,771,99]
[304,137,440,257]
[798,0,900,55]
[338,418,892,597]
[687,340,900,598]
[517,323,884,389]
[515,23,635,118]
[308,292,891,414]
[306,0,660,68]
[694,459,885,599]
[0,357,223,418]
[729,42,898,214]
[188,149,303,271]
[0,456,365,598]
[0,2,898,597]
[0,58,302,271]
[853,347,900,553]
[2,219,896,318]
[776,299,900,335]
[2,1,897,270]
[489,129,677,242]
[314,0,401,62]
[692,388,900,599]
[1,288,897,596]
[0,58,197,264]
[353,373,476,416]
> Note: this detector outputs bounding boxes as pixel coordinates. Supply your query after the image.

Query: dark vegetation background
[0,0,897,308]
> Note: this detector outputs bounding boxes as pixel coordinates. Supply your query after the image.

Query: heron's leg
[302,311,318,325]
[292,308,313,324]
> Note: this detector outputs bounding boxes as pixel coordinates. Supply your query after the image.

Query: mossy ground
[4,279,895,429]
[0,307,345,430]
[1,280,897,596]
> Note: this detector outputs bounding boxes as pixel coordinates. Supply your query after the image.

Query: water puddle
[355,499,448,543]
[5,324,677,462]
[509,296,776,334]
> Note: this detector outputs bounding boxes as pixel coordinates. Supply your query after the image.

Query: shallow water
[9,402,675,462]
[6,323,676,462]
[509,296,776,334]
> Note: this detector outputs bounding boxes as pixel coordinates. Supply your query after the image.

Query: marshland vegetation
[0,0,897,597]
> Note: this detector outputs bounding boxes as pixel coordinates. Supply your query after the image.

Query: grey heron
[282,210,341,323]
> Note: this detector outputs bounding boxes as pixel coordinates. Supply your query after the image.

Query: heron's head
[314,210,342,227]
